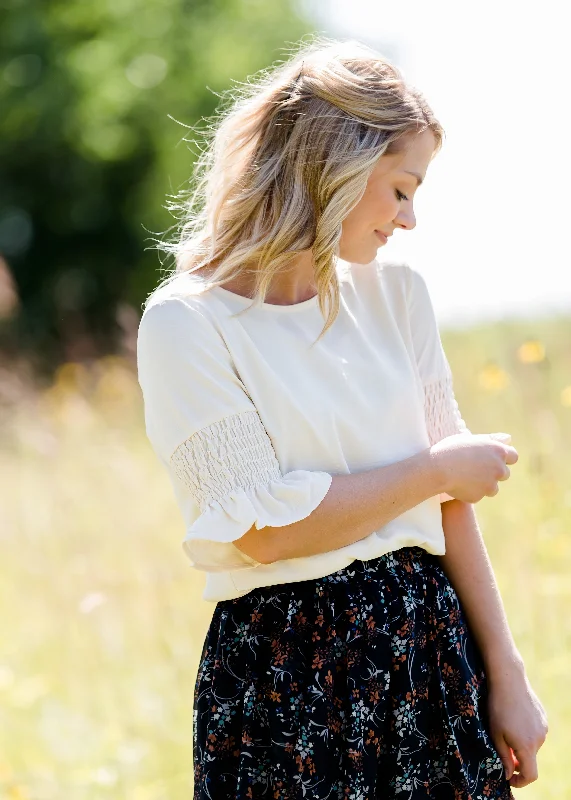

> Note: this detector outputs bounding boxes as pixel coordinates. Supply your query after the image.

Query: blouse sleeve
[404,265,471,503]
[136,296,333,571]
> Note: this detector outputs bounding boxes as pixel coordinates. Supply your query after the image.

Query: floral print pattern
[193,547,513,799]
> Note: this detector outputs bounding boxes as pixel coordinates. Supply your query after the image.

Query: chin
[339,244,381,265]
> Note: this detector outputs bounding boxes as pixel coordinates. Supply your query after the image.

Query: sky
[303,0,570,328]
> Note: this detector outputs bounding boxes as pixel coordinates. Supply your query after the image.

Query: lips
[375,230,388,243]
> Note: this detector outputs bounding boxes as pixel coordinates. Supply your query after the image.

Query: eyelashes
[395,189,409,202]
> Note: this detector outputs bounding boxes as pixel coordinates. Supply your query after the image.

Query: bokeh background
[1,0,570,797]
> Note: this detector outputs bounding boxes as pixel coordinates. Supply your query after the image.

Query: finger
[498,466,511,482]
[510,750,538,788]
[504,446,519,465]
[494,737,515,780]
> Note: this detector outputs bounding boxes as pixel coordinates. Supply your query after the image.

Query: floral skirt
[193,547,513,800]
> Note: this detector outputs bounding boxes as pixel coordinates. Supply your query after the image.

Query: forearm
[438,499,525,681]
[236,448,444,563]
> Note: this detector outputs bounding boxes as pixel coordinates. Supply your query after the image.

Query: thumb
[488,432,512,444]
[494,737,515,780]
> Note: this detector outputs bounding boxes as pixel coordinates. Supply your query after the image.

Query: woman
[137,37,547,799]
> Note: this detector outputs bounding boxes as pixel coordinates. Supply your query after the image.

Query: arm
[137,295,445,574]
[438,498,548,788]
[438,498,522,673]
[236,447,444,563]
[137,297,334,574]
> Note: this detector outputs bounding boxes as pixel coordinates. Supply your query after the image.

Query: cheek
[373,185,395,211]
[341,184,394,239]
[364,184,394,217]
[340,206,361,238]
[345,194,377,232]
[340,215,369,251]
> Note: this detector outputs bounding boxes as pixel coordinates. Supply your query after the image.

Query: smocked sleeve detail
[423,366,470,448]
[171,408,333,571]
[170,409,281,511]
[423,366,471,503]
[404,264,471,503]
[136,297,333,573]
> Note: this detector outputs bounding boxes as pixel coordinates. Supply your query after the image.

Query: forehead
[373,130,437,179]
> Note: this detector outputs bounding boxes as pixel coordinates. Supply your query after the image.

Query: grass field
[1,314,570,799]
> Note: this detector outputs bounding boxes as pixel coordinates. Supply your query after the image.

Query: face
[339,128,437,263]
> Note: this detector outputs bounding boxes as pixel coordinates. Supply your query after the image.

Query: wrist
[484,647,526,686]
[422,446,451,496]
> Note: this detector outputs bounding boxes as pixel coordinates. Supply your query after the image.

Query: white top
[136,258,470,602]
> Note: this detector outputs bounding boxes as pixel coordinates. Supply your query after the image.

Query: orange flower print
[193,548,511,800]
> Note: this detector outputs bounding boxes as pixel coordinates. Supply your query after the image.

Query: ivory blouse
[136,258,470,602]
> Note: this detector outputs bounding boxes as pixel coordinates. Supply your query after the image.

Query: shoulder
[137,273,225,361]
[368,259,432,309]
[348,260,437,335]
[143,270,214,312]
[343,257,417,307]
[371,259,425,296]
[397,263,435,317]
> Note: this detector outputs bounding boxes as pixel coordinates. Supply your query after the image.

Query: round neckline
[211,284,320,312]
[188,256,349,312]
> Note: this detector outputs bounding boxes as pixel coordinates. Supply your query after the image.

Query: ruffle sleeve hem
[182,470,333,572]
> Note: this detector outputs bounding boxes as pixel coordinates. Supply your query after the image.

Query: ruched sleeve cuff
[137,299,335,571]
[404,264,470,505]
[423,369,470,505]
[182,470,333,572]
[168,408,333,572]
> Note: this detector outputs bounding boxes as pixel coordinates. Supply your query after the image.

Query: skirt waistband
[225,546,439,603]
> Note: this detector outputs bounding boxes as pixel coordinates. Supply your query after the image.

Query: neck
[263,251,318,304]
[210,250,320,305]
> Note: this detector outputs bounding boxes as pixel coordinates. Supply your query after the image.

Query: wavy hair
[147,35,444,344]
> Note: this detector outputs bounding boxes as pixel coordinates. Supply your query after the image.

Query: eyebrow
[403,170,424,187]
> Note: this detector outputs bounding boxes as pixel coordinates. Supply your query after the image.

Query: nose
[394,207,416,231]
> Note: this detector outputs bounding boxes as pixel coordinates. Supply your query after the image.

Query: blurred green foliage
[0,0,311,369]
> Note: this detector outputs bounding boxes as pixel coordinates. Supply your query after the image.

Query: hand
[430,432,519,504]
[487,667,548,788]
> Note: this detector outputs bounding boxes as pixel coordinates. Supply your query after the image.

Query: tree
[0,0,311,369]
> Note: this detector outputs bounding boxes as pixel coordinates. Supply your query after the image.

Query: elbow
[233,525,277,565]
[441,497,468,509]
[441,498,478,529]
[441,498,472,511]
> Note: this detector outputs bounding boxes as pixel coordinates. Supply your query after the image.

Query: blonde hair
[148,35,444,343]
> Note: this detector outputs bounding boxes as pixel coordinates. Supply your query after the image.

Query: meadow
[1,314,570,799]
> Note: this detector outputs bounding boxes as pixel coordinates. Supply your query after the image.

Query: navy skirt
[193,546,513,799]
